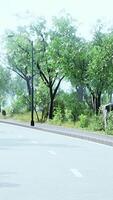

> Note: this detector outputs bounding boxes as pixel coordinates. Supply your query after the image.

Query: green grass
[1,111,113,135]
[47,119,77,128]
[11,112,31,122]
[0,112,38,123]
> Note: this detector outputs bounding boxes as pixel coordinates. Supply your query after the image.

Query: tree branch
[36,61,49,86]
[52,72,58,87]
[53,76,64,98]
[17,44,30,55]
[8,66,26,80]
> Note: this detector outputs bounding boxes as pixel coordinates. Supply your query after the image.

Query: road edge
[0,119,113,147]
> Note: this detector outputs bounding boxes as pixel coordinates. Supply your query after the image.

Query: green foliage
[10,96,28,115]
[54,91,88,122]
[65,109,72,122]
[2,110,6,116]
[35,80,49,121]
[65,92,87,122]
[0,67,11,111]
[10,76,27,99]
[78,114,89,128]
[87,28,113,96]
[88,115,104,131]
[6,33,32,76]
[53,107,64,125]
[3,14,113,133]
[0,67,11,96]
[35,80,49,109]
[29,15,78,119]
[105,112,113,135]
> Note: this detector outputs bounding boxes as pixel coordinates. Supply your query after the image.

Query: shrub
[10,96,28,115]
[105,112,113,135]
[79,114,89,128]
[65,109,72,122]
[88,115,104,131]
[53,107,64,125]
[2,110,6,116]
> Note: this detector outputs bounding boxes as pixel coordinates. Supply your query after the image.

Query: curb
[0,120,113,147]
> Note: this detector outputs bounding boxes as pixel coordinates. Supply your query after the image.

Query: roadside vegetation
[1,13,113,135]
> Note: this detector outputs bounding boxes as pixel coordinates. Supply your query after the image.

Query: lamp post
[30,40,34,126]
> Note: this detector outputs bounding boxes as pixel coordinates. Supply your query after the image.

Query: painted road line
[17,136,23,139]
[70,168,83,178]
[31,141,38,144]
[48,150,56,156]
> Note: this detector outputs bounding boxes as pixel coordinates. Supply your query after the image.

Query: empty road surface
[0,123,113,200]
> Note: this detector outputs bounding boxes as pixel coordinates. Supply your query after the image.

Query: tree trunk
[91,93,96,112]
[48,96,54,119]
[95,92,101,115]
[92,92,101,115]
[34,104,39,122]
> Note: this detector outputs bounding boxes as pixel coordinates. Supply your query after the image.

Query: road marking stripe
[31,141,38,144]
[18,136,23,139]
[70,168,83,178]
[48,150,56,155]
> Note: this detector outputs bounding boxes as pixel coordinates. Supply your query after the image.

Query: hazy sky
[0,0,113,39]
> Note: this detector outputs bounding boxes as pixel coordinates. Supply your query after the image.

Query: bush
[105,112,113,135]
[53,107,64,125]
[55,91,88,123]
[65,109,72,122]
[2,110,6,116]
[79,114,89,128]
[10,96,28,115]
[88,115,104,131]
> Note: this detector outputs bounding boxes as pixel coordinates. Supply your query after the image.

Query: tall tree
[30,15,78,119]
[87,27,113,114]
[66,39,88,102]
[5,29,39,111]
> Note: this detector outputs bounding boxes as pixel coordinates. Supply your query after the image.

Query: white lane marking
[70,168,83,178]
[48,150,56,156]
[31,141,38,144]
[18,136,23,139]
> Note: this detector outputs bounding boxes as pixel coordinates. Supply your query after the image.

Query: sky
[0,0,113,40]
[0,0,113,92]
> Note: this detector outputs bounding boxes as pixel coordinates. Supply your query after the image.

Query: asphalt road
[0,123,113,200]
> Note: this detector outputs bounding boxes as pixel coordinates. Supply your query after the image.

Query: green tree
[5,30,38,110]
[66,40,88,102]
[30,15,78,119]
[0,66,11,111]
[87,28,113,114]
